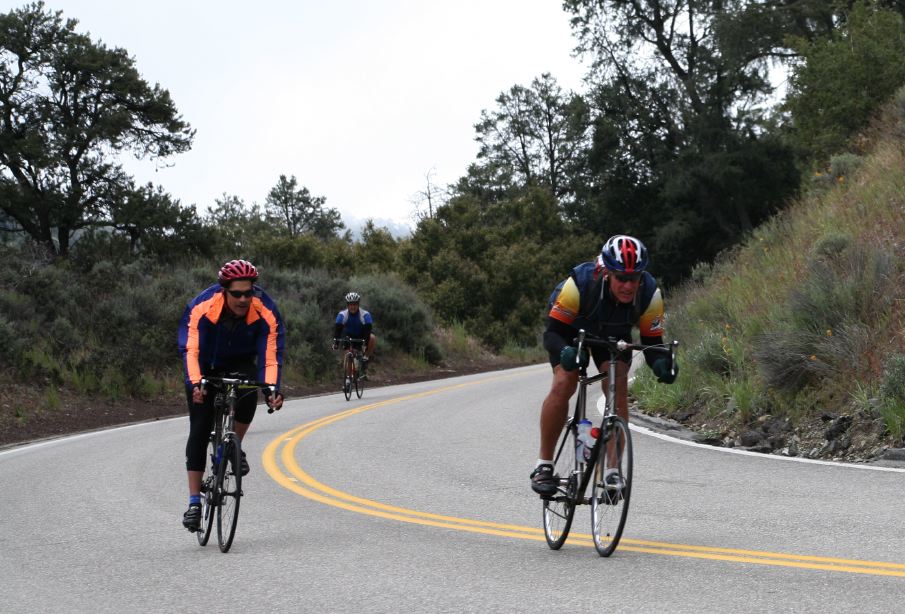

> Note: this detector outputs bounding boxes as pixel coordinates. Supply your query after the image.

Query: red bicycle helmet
[600,235,649,274]
[218,259,258,286]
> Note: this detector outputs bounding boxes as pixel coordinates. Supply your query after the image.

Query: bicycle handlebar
[574,330,679,377]
[200,376,280,413]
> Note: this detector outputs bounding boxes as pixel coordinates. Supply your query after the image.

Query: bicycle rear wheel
[342,353,353,401]
[216,434,242,553]
[196,439,217,546]
[542,420,577,549]
[590,416,633,557]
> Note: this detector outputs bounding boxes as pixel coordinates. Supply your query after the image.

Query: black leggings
[184,384,259,471]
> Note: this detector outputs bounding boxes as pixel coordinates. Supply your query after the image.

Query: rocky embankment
[632,404,905,466]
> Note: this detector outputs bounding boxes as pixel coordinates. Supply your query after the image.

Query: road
[2,364,904,613]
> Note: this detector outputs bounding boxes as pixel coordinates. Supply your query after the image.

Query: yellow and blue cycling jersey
[178,284,285,389]
[545,256,665,366]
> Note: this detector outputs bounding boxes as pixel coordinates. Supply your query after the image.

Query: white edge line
[0,366,546,458]
[6,363,903,474]
[630,423,905,473]
[0,415,185,458]
[614,359,905,474]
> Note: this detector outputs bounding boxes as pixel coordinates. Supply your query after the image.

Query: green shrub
[880,354,905,407]
[350,273,434,353]
[829,153,863,180]
[0,316,21,364]
[880,355,905,439]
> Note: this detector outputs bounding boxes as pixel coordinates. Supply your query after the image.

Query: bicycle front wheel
[590,416,633,557]
[216,434,242,553]
[542,420,577,549]
[342,353,353,401]
[354,357,365,399]
[196,440,217,546]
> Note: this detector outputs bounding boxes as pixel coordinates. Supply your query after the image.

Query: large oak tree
[0,2,193,256]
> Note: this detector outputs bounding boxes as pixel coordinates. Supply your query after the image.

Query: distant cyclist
[332,291,376,378]
[177,259,285,531]
[531,235,677,496]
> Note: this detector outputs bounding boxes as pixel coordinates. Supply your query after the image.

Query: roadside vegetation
[632,91,905,460]
[4,2,905,454]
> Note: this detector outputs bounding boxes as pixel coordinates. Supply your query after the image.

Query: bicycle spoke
[590,417,633,557]
[196,441,217,546]
[216,436,242,552]
[542,424,577,549]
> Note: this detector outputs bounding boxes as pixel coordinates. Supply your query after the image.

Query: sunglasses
[227,289,255,298]
[612,272,642,283]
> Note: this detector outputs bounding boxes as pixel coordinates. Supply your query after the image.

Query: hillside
[0,326,538,448]
[632,91,905,463]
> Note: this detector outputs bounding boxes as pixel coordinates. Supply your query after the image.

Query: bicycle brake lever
[670,340,679,377]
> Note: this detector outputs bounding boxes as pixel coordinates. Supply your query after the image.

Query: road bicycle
[334,337,366,401]
[542,330,678,556]
[195,375,277,553]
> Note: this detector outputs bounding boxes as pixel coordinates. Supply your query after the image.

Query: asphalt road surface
[2,364,905,613]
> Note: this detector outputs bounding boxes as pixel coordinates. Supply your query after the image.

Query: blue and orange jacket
[178,284,285,389]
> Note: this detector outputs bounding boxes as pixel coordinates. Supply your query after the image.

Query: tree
[410,168,447,221]
[563,0,802,280]
[473,73,590,202]
[204,193,268,255]
[784,2,905,160]
[264,174,344,239]
[0,3,194,257]
[354,220,399,272]
[110,183,204,257]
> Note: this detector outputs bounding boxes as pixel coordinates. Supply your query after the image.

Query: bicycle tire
[196,439,217,546]
[216,434,242,552]
[342,353,353,401]
[590,416,633,557]
[542,420,577,549]
[354,355,365,399]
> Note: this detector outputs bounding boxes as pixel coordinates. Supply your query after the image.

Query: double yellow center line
[262,375,905,578]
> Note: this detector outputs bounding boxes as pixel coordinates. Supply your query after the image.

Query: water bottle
[576,419,593,463]
[213,443,223,469]
[583,423,598,461]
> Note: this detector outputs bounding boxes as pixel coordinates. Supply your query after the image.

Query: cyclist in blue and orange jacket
[530,235,678,496]
[332,291,375,378]
[177,259,285,531]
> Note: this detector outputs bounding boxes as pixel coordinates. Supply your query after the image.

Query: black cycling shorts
[547,340,633,370]
[184,363,260,472]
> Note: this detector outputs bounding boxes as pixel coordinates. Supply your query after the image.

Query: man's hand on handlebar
[191,384,206,404]
[266,392,284,413]
[559,346,590,372]
[652,358,678,384]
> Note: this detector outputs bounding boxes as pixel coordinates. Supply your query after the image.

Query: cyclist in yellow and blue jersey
[531,235,677,496]
[177,259,285,531]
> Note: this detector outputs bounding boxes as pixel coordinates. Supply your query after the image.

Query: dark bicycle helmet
[600,235,649,273]
[344,291,361,303]
[218,259,258,286]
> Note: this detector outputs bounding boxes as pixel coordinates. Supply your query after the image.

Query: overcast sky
[24,1,588,235]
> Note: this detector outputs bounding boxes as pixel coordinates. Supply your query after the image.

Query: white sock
[536,459,553,468]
